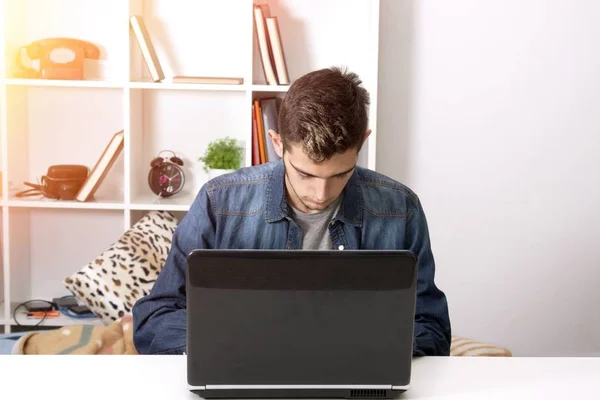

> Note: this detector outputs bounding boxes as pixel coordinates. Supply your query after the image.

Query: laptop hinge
[201,385,395,390]
[189,384,411,391]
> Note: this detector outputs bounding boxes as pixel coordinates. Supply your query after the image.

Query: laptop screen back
[186,250,417,388]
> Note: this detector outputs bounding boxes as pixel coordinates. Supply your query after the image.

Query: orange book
[253,100,267,163]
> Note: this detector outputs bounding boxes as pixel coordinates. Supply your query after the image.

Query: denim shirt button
[338,245,344,250]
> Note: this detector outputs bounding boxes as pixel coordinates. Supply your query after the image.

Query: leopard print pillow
[64,210,179,324]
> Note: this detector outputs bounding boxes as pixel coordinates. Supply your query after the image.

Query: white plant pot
[208,168,234,180]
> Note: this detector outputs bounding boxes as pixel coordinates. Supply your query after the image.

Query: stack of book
[252,97,281,165]
[254,3,289,86]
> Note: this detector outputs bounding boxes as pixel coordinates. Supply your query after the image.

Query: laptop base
[190,387,407,399]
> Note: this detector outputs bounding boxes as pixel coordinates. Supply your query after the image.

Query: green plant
[198,137,244,173]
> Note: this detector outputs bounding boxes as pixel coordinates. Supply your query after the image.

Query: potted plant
[199,137,244,179]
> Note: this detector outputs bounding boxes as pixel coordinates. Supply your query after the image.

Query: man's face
[281,143,358,213]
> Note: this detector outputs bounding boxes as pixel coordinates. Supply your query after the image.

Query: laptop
[185,249,418,399]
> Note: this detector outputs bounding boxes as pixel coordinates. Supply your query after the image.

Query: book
[130,15,165,82]
[172,76,243,84]
[265,17,289,85]
[253,4,278,85]
[76,130,124,202]
[251,104,260,165]
[253,100,267,163]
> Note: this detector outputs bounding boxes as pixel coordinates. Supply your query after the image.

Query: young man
[132,66,451,356]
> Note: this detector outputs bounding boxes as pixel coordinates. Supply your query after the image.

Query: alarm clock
[148,150,185,197]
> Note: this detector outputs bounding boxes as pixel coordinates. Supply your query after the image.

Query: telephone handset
[15,37,100,80]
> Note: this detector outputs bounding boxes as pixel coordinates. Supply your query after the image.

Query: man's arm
[406,195,452,356]
[132,185,215,354]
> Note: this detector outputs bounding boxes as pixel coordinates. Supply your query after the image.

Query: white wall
[376,0,600,357]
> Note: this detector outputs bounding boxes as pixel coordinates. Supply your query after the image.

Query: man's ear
[364,129,372,141]
[268,129,284,158]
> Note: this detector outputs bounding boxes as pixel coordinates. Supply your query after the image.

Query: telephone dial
[15,37,100,80]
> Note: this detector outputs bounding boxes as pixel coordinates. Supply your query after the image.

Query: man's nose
[315,179,329,201]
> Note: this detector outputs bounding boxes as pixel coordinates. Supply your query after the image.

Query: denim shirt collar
[265,159,363,227]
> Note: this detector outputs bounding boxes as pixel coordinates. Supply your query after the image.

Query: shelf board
[2,78,124,89]
[4,197,126,210]
[1,196,194,211]
[0,79,291,92]
[3,302,104,327]
[130,193,195,211]
[129,80,246,91]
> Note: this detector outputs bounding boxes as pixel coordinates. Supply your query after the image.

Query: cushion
[64,210,178,324]
[450,335,512,357]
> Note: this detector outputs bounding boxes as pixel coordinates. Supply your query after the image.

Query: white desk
[0,355,598,399]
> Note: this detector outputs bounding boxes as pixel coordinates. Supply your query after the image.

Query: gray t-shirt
[289,196,342,250]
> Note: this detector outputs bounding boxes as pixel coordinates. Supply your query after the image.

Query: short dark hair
[277,66,370,163]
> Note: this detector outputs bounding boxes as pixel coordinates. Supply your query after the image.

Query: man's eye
[299,173,311,179]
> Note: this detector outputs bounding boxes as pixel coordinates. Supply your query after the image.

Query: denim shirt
[132,160,451,356]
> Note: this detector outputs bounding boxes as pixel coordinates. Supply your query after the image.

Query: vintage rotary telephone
[14,37,100,79]
[15,165,89,200]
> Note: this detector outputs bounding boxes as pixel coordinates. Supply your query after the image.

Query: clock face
[148,163,185,197]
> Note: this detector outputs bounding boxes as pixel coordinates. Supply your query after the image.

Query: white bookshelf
[0,0,380,333]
